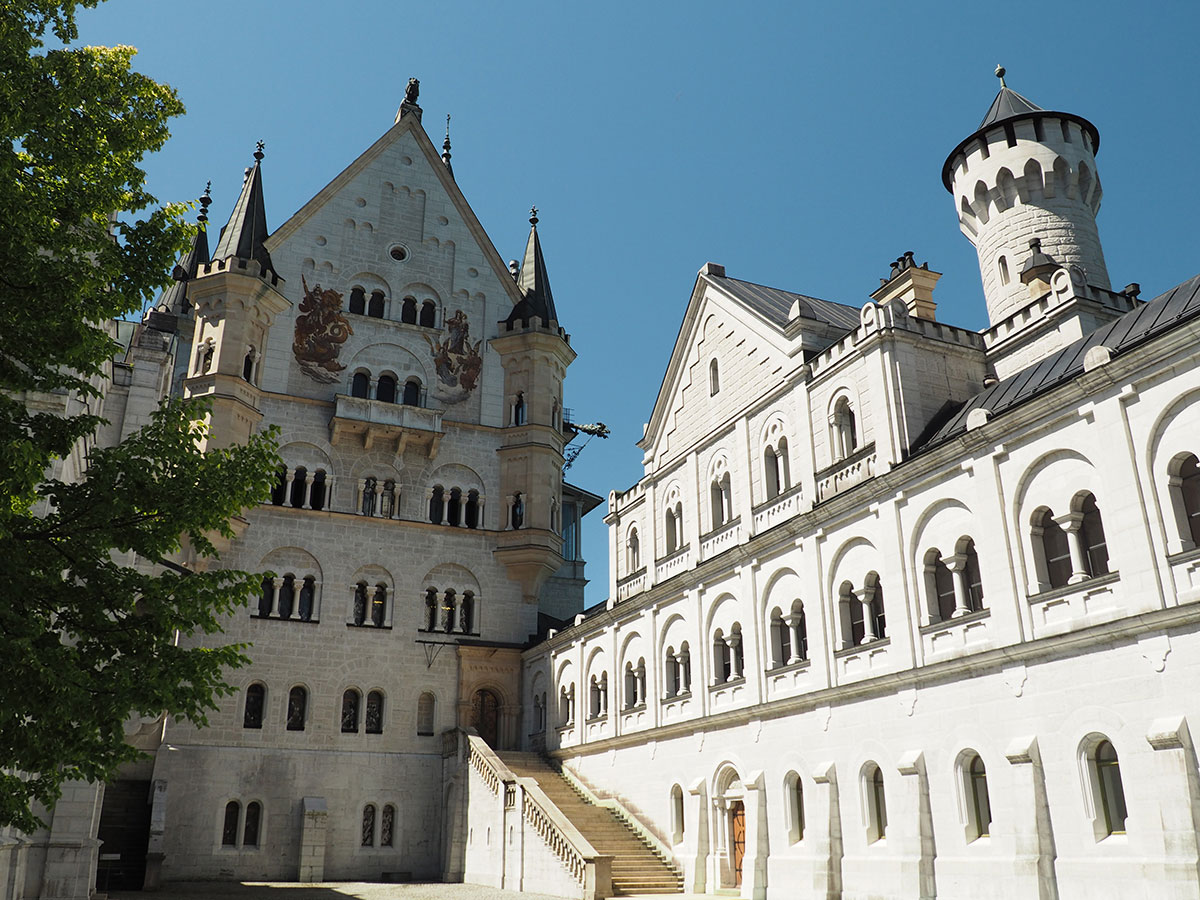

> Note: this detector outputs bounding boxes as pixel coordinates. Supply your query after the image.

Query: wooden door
[730,800,746,887]
[472,689,500,747]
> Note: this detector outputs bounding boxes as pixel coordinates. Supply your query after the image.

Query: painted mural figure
[293,276,353,383]
[425,309,483,402]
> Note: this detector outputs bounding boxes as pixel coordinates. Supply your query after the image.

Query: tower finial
[994,64,1007,89]
[254,140,265,162]
[529,206,539,227]
[197,181,212,224]
[443,115,452,161]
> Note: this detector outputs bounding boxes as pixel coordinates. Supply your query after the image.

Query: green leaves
[0,1,280,832]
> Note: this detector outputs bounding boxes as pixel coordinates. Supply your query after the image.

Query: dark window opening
[349,287,366,315]
[367,290,385,318]
[243,684,265,729]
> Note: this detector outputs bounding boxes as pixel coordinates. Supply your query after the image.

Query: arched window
[243,801,261,847]
[258,577,274,618]
[298,576,316,622]
[465,490,480,529]
[967,755,991,839]
[998,254,1010,285]
[353,581,368,626]
[380,480,396,518]
[376,375,396,403]
[930,551,956,621]
[460,591,475,634]
[401,297,417,324]
[833,396,858,460]
[419,300,437,328]
[361,476,377,517]
[447,488,462,527]
[242,347,256,382]
[844,584,866,646]
[710,473,731,530]
[670,784,685,844]
[770,610,790,668]
[559,685,573,725]
[623,663,637,709]
[442,589,457,633]
[665,503,681,554]
[1037,508,1072,588]
[371,584,387,627]
[424,587,438,631]
[963,539,985,611]
[366,691,384,734]
[866,765,887,842]
[277,574,295,619]
[349,287,366,315]
[627,527,640,571]
[243,683,265,729]
[361,804,376,847]
[402,378,421,406]
[341,689,361,733]
[1079,493,1109,576]
[351,372,370,398]
[511,492,524,529]
[222,801,240,846]
[289,467,307,508]
[1094,740,1128,836]
[764,446,781,499]
[380,804,395,847]
[513,392,526,426]
[198,341,214,374]
[786,773,805,843]
[1175,453,1200,547]
[870,581,887,639]
[709,359,720,396]
[309,470,327,511]
[367,290,385,318]
[270,466,287,505]
[286,686,307,731]
[429,485,445,524]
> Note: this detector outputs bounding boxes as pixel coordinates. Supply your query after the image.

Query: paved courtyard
[106,883,708,900]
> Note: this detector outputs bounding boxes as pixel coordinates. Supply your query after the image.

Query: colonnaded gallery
[6,70,1200,900]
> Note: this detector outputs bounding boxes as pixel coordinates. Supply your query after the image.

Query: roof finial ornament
[995,64,1007,89]
[442,114,452,165]
[254,140,265,162]
[405,77,420,106]
[197,181,212,224]
[529,206,539,227]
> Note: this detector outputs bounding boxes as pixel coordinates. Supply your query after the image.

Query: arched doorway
[471,689,500,746]
[713,764,746,890]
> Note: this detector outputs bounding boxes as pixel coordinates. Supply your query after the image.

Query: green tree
[0,1,279,831]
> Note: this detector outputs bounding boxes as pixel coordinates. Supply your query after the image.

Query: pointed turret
[153,183,213,318]
[211,142,275,278]
[506,207,559,327]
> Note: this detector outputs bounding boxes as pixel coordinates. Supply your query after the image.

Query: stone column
[357,479,369,515]
[270,577,283,617]
[856,587,877,644]
[283,469,296,504]
[635,664,646,706]
[301,471,314,509]
[1058,512,1090,583]
[784,614,804,664]
[1004,736,1058,900]
[949,555,973,617]
[728,634,743,680]
[600,675,609,717]
[372,480,383,517]
[298,797,328,882]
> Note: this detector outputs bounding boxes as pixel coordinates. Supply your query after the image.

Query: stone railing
[752,482,804,533]
[816,443,877,502]
[655,545,691,582]
[699,518,741,561]
[467,736,503,795]
[616,567,647,602]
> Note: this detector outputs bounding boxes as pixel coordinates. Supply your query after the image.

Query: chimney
[870,251,941,320]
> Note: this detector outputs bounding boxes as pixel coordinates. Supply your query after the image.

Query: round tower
[943,68,1110,327]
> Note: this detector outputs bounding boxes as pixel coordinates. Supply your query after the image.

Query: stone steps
[497,751,683,896]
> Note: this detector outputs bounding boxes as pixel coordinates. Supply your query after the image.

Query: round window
[389,245,408,262]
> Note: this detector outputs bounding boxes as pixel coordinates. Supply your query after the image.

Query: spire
[506,207,558,326]
[153,182,213,317]
[211,142,274,276]
[442,114,454,178]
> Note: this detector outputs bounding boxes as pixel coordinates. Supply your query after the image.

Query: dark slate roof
[507,216,558,326]
[917,272,1200,452]
[156,224,210,316]
[979,86,1043,129]
[211,157,274,274]
[709,273,861,332]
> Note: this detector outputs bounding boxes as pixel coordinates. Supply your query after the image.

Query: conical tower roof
[154,185,213,317]
[211,143,274,275]
[978,85,1044,129]
[506,208,558,326]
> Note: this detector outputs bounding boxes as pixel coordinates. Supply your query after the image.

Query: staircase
[499,751,684,896]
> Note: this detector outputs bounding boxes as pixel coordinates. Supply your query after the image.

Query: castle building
[6,70,1200,900]
[513,72,1200,900]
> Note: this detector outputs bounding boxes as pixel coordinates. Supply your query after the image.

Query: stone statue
[405,78,420,105]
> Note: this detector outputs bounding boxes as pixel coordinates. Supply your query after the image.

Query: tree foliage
[0,1,279,831]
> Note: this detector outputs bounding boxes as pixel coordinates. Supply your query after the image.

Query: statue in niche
[424,309,483,403]
[293,276,353,383]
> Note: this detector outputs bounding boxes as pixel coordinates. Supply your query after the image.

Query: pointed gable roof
[506,209,558,326]
[211,144,274,275]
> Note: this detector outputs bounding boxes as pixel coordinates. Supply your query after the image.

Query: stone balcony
[329,394,443,457]
[752,482,804,534]
[700,518,742,561]
[816,442,877,502]
[617,567,647,602]
[655,545,691,582]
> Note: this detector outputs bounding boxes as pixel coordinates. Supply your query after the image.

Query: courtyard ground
[105,883,709,900]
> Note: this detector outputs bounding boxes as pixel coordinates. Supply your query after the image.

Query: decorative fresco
[425,309,483,403]
[293,276,353,383]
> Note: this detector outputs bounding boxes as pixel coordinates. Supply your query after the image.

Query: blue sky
[76,0,1200,606]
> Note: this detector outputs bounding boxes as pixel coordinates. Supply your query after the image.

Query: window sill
[708,676,746,692]
[585,714,609,724]
[1027,570,1120,604]
[833,636,890,658]
[919,607,990,635]
[621,703,647,714]
[662,691,692,706]
[347,622,392,630]
[252,614,320,624]
[767,658,811,675]
[1167,544,1200,565]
